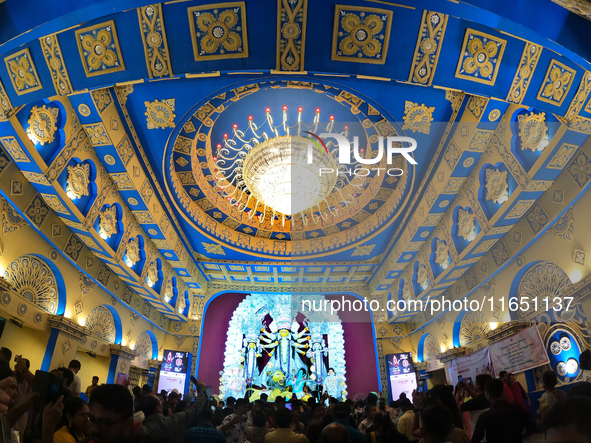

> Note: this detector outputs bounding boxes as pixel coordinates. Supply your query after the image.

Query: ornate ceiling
[0,0,590,324]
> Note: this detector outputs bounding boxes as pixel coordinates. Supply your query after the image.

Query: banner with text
[446,347,493,386]
[489,325,549,374]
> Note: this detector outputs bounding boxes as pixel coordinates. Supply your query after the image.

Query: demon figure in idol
[287,368,309,399]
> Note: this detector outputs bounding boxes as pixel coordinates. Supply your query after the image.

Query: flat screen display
[158,350,190,395]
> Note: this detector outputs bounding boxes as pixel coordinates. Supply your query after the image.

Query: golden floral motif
[27,106,59,145]
[518,112,549,152]
[7,52,39,92]
[339,13,383,58]
[195,9,242,54]
[456,31,506,85]
[99,206,118,239]
[66,164,91,199]
[541,65,573,103]
[485,168,509,204]
[126,237,141,266]
[457,208,476,241]
[402,101,434,134]
[435,238,449,268]
[76,21,125,76]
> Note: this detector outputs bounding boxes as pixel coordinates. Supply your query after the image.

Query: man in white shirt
[220,398,249,443]
[67,359,82,398]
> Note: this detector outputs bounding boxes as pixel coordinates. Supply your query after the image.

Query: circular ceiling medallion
[557,361,567,376]
[550,341,561,355]
[560,336,571,351]
[165,79,415,258]
[566,358,579,375]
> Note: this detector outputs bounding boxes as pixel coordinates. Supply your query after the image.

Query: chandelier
[213,106,366,226]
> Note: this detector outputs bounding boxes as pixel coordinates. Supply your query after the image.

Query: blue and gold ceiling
[0,0,590,324]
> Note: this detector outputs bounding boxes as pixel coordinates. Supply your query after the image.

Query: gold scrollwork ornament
[27,105,59,145]
[402,101,434,134]
[457,208,476,241]
[417,265,429,290]
[435,239,449,268]
[66,164,91,199]
[485,168,509,204]
[518,112,549,152]
[99,206,117,239]
[125,237,140,266]
[146,261,158,287]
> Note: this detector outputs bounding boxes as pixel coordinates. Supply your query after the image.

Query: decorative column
[148,358,160,392]
[108,344,137,384]
[44,315,90,371]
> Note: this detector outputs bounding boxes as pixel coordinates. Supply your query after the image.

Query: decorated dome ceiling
[0,0,590,323]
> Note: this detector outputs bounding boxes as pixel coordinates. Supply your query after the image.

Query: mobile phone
[32,370,63,413]
[206,386,211,399]
[417,386,424,393]
[285,403,292,410]
[458,375,463,382]
[467,379,472,386]
[190,375,199,386]
[14,355,21,362]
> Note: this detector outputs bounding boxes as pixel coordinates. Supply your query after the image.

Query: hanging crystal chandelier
[213,106,365,227]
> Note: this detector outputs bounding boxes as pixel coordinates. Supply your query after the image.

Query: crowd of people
[0,345,590,443]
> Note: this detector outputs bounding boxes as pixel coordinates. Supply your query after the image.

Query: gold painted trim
[276,0,308,72]
[116,80,145,86]
[357,75,391,81]
[39,34,73,96]
[407,10,448,86]
[227,72,264,75]
[4,48,43,96]
[506,42,542,104]
[138,4,173,79]
[536,59,577,107]
[185,72,221,78]
[270,70,308,75]
[313,73,350,77]
[565,71,591,120]
[75,20,126,78]
[187,2,249,61]
[331,5,393,65]
[454,29,506,86]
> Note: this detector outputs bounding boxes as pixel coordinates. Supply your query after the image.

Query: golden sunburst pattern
[4,255,59,314]
[85,305,116,343]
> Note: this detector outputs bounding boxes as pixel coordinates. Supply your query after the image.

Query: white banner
[489,325,549,374]
[446,347,493,385]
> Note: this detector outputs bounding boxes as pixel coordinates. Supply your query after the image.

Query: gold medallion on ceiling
[99,206,118,239]
[518,111,549,152]
[125,237,141,266]
[402,101,434,134]
[66,164,91,199]
[339,13,383,58]
[457,208,476,241]
[435,238,449,268]
[417,264,429,290]
[485,168,509,204]
[146,261,158,287]
[27,105,59,145]
[145,99,176,129]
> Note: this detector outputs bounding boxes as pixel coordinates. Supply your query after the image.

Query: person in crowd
[364,412,409,443]
[67,360,82,398]
[210,396,225,427]
[275,396,286,410]
[53,397,89,443]
[0,347,12,370]
[136,381,208,442]
[537,370,566,425]
[85,376,99,399]
[246,409,271,443]
[417,398,468,443]
[142,384,151,394]
[579,349,591,382]
[497,371,515,403]
[457,374,492,436]
[307,405,327,443]
[222,396,236,417]
[219,398,249,443]
[568,381,591,398]
[164,391,181,416]
[506,372,529,413]
[387,400,401,426]
[471,379,529,443]
[397,398,416,442]
[358,404,377,434]
[299,397,314,426]
[13,357,31,439]
[87,384,137,443]
[544,395,591,443]
[332,403,364,443]
[184,406,226,443]
[418,402,463,443]
[290,404,305,435]
[427,385,464,431]
[264,407,308,443]
[319,422,351,443]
